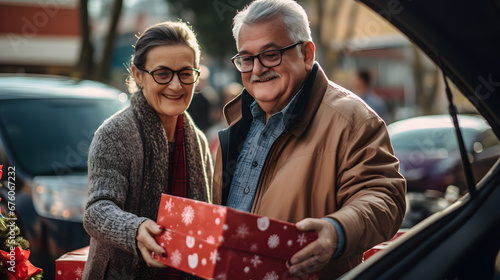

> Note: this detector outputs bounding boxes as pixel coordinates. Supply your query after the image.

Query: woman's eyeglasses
[138,66,200,85]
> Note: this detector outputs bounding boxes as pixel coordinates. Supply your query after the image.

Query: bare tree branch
[97,0,123,82]
[76,0,93,79]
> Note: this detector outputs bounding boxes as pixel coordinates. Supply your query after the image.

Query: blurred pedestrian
[187,65,219,132]
[213,0,406,278]
[352,68,389,121]
[83,21,212,280]
[206,82,243,159]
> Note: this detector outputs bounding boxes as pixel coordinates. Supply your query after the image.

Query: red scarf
[169,114,188,198]
[159,114,187,279]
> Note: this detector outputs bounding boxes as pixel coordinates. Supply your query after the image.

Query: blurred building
[0,0,171,84]
[89,0,172,90]
[0,0,80,75]
[307,0,448,123]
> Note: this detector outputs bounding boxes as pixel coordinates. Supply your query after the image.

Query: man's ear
[302,41,315,71]
[131,65,144,88]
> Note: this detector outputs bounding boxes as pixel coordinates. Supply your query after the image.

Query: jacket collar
[223,62,329,137]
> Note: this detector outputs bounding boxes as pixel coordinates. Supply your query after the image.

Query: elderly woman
[82,21,213,280]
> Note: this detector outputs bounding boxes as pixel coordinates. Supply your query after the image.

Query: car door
[340,0,500,279]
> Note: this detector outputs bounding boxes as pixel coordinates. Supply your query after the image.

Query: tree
[309,0,360,76]
[411,45,441,115]
[76,0,93,79]
[166,0,250,65]
[97,0,123,82]
[76,0,123,82]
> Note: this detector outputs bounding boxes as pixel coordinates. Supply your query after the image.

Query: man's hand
[137,219,168,268]
[288,218,338,277]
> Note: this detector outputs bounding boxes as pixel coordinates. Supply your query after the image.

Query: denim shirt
[222,63,345,258]
[226,88,302,212]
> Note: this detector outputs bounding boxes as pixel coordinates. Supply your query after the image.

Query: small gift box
[363,229,407,260]
[154,194,319,280]
[55,246,89,280]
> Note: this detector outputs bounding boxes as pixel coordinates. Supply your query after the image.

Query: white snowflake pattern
[250,243,258,252]
[161,231,172,242]
[267,234,280,249]
[170,249,182,266]
[74,266,83,277]
[250,255,262,268]
[297,233,308,246]
[236,224,250,238]
[209,250,220,265]
[181,206,195,225]
[215,272,227,280]
[262,271,279,280]
[217,207,226,217]
[206,235,216,244]
[164,198,174,212]
[158,216,165,223]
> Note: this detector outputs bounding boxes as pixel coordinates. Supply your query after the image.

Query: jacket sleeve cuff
[322,217,346,259]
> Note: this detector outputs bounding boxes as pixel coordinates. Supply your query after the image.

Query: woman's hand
[137,219,168,268]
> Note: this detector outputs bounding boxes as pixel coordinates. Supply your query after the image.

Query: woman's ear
[302,41,315,71]
[131,65,144,88]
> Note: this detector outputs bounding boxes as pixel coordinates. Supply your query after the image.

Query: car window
[390,127,477,151]
[0,98,125,176]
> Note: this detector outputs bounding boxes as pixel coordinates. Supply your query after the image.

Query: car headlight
[32,175,88,222]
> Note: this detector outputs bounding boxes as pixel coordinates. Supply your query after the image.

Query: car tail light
[32,175,88,222]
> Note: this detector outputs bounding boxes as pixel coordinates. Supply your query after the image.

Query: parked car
[0,74,128,277]
[389,115,500,227]
[341,0,500,279]
[388,114,500,195]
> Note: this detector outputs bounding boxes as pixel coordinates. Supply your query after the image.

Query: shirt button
[244,187,250,194]
[252,161,258,167]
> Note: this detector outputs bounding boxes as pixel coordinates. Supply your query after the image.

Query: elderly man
[213,0,406,278]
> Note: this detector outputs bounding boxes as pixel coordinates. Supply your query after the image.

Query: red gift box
[154,194,319,280]
[55,246,89,280]
[363,229,407,260]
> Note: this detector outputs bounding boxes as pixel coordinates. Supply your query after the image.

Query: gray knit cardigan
[82,94,213,279]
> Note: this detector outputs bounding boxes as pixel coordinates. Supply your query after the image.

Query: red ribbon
[0,247,42,280]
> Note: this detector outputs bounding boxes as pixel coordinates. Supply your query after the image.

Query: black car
[341,1,500,279]
[0,74,128,277]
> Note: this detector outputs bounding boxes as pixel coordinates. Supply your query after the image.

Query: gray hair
[232,0,312,48]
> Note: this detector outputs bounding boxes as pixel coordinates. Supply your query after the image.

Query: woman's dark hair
[126,21,201,93]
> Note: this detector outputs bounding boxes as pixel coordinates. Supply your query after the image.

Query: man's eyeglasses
[231,42,303,73]
[137,66,200,85]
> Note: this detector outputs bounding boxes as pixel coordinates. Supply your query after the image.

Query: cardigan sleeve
[83,121,147,258]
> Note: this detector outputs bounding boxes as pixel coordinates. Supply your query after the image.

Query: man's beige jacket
[214,63,406,279]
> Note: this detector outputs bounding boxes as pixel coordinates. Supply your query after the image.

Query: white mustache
[250,71,281,83]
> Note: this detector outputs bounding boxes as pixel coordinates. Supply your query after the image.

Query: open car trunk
[341,1,500,279]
